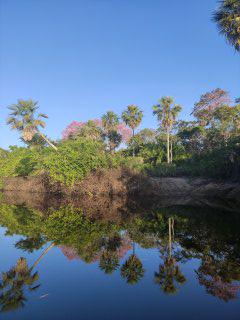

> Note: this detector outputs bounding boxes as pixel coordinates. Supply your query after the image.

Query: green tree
[213,0,240,51]
[153,97,182,163]
[102,111,120,153]
[122,105,143,156]
[7,99,57,150]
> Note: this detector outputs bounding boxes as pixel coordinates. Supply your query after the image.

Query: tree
[7,99,57,150]
[101,111,120,153]
[153,97,182,163]
[122,105,143,156]
[213,0,240,51]
[192,89,231,126]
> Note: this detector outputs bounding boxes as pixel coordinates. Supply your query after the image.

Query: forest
[0,88,240,188]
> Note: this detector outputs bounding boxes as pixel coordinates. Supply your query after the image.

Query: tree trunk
[31,243,55,270]
[38,131,58,151]
[170,140,173,163]
[132,128,135,157]
[166,129,170,164]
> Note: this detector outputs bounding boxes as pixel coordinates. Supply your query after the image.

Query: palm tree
[7,99,57,150]
[122,105,143,156]
[101,111,120,153]
[0,257,40,312]
[213,0,240,52]
[153,97,182,163]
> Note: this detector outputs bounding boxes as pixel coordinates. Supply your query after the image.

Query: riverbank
[1,169,240,210]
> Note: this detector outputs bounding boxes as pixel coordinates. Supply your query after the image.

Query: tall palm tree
[122,105,143,156]
[213,0,240,52]
[153,97,182,163]
[101,111,120,153]
[7,99,57,150]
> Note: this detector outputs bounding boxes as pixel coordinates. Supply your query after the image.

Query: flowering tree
[193,89,231,126]
[62,118,131,149]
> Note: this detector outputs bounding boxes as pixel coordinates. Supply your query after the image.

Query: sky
[0,0,239,149]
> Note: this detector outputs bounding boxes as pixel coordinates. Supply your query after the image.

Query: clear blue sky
[0,0,239,149]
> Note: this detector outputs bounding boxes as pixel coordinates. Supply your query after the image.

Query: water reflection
[0,200,240,314]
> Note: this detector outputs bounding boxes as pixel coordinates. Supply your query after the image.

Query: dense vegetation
[1,87,240,187]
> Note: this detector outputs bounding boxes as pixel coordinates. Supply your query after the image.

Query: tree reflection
[0,202,240,303]
[0,257,40,312]
[155,217,186,294]
[99,251,120,274]
[196,254,240,301]
[121,253,144,285]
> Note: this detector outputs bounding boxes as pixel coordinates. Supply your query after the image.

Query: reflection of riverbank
[0,200,240,312]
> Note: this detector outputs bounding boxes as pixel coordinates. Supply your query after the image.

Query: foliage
[0,257,40,312]
[0,147,37,184]
[213,0,240,51]
[6,99,57,150]
[34,138,112,186]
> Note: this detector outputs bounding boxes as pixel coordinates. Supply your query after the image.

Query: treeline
[1,88,240,185]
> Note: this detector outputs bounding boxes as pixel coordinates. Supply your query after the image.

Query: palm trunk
[166,129,170,164]
[132,128,135,157]
[31,243,55,270]
[170,140,173,163]
[38,131,58,150]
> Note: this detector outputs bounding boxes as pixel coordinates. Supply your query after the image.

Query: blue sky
[0,0,239,149]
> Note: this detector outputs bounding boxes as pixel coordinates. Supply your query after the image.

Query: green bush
[0,139,121,187]
[144,163,178,177]
[0,147,38,186]
[33,139,114,186]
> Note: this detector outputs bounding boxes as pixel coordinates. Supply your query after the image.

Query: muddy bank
[1,168,147,196]
[1,169,240,207]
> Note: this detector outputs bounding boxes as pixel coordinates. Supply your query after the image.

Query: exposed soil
[1,169,240,212]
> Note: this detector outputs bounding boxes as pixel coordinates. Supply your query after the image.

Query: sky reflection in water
[0,200,240,320]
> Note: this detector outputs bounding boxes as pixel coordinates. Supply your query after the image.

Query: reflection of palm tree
[0,257,40,312]
[154,257,186,294]
[155,217,186,294]
[121,254,144,285]
[99,251,120,274]
[0,243,54,313]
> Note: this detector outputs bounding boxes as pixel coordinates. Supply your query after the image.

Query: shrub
[0,147,38,186]
[33,138,113,186]
[144,163,178,177]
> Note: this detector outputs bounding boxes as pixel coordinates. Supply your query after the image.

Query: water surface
[0,199,240,319]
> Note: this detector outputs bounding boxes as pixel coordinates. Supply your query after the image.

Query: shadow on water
[0,192,240,314]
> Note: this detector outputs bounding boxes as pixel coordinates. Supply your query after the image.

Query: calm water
[0,198,240,320]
